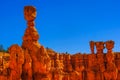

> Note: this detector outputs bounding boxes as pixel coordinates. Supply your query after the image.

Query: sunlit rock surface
[0,6,120,80]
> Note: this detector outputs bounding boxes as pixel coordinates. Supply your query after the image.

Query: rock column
[104,40,118,80]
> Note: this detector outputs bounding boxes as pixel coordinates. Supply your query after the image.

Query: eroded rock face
[1,6,120,80]
[22,49,32,80]
[22,6,40,50]
[9,44,24,80]
[90,41,95,54]
[104,41,118,80]
[22,6,50,80]
[95,41,105,54]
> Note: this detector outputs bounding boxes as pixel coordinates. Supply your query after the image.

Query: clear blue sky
[0,0,120,54]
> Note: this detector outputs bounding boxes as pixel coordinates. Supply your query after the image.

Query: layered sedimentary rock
[22,6,51,80]
[0,6,120,80]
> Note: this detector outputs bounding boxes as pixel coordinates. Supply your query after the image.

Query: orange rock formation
[0,6,120,80]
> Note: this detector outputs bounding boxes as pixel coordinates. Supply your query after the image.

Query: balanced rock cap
[24,6,36,21]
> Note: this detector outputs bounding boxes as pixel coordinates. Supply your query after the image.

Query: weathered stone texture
[0,6,120,80]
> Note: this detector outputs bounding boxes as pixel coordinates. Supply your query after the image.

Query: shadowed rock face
[0,6,120,80]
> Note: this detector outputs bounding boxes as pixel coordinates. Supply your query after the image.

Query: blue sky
[0,0,120,54]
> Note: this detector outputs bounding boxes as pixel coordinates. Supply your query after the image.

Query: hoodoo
[0,6,120,80]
